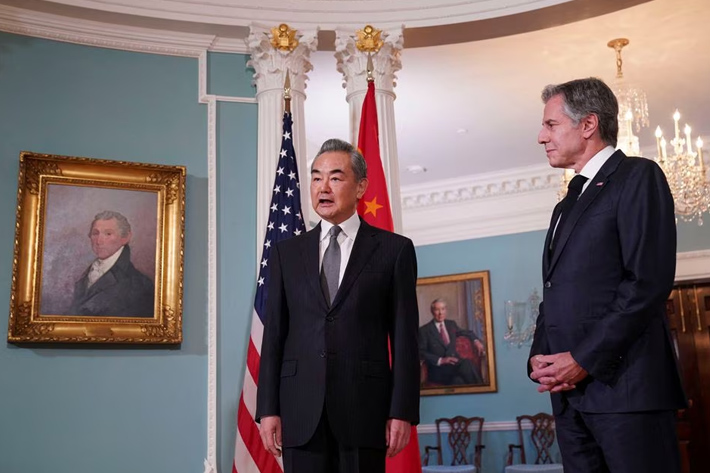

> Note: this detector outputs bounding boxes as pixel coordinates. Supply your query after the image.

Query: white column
[334,27,404,233]
[247,25,318,250]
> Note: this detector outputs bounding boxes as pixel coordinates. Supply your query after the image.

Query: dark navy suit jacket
[70,245,155,318]
[530,151,686,414]
[256,219,420,448]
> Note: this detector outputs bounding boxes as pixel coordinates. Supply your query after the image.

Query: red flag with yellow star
[357,80,422,473]
[357,81,394,230]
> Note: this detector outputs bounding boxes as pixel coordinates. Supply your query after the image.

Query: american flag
[233,111,306,473]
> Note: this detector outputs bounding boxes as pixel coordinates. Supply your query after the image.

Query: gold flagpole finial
[271,23,299,52]
[284,71,292,113]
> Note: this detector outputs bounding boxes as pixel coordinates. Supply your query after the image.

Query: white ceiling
[3,0,709,188]
[306,0,710,185]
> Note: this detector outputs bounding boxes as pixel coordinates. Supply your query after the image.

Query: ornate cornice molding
[0,4,249,57]
[401,164,562,246]
[335,26,403,97]
[402,163,561,210]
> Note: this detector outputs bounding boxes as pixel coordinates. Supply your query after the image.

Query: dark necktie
[320,226,342,305]
[551,174,588,251]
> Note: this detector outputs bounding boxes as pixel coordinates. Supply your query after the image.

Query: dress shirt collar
[319,212,361,242]
[579,145,615,181]
[95,245,124,271]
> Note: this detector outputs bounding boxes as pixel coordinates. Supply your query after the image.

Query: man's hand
[385,419,411,458]
[529,355,566,390]
[529,354,548,372]
[530,352,587,393]
[473,339,485,356]
[259,415,283,457]
[440,356,459,365]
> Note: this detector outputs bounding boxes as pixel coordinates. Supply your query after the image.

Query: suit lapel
[329,219,380,311]
[85,270,119,300]
[547,150,625,276]
[543,202,563,274]
[300,223,329,310]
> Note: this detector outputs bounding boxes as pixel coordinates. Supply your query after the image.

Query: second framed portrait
[417,271,497,395]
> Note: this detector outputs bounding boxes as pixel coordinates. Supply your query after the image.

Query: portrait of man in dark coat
[69,210,154,317]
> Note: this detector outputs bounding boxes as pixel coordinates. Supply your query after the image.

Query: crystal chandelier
[608,38,649,156]
[654,110,710,225]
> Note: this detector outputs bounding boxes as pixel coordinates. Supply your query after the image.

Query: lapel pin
[596,181,604,187]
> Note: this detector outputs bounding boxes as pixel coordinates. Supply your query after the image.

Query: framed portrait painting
[417,271,497,395]
[7,151,186,344]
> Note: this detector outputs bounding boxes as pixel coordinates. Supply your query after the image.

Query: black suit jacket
[530,151,686,414]
[256,219,420,448]
[419,319,478,366]
[70,245,155,318]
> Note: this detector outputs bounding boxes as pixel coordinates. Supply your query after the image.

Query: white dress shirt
[553,145,616,240]
[578,145,615,195]
[319,212,361,285]
[87,245,125,287]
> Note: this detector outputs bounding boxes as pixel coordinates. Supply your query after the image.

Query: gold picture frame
[417,271,497,395]
[7,151,186,344]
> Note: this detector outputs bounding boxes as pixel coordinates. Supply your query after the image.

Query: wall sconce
[504,288,540,348]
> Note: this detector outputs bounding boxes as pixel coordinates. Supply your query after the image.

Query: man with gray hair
[257,138,420,473]
[69,210,154,317]
[419,298,484,386]
[528,77,685,473]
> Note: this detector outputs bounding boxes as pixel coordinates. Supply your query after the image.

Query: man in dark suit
[529,78,686,473]
[69,210,154,317]
[419,298,484,385]
[256,138,420,473]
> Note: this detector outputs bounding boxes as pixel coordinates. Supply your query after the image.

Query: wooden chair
[423,416,485,471]
[505,413,562,472]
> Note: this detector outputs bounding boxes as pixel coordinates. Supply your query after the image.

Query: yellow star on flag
[363,196,384,217]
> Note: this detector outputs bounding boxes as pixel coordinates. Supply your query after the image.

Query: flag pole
[366,52,374,84]
[284,71,291,114]
[355,24,422,473]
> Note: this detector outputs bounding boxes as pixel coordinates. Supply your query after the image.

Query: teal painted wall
[677,219,710,252]
[216,99,259,472]
[415,231,555,473]
[0,33,259,473]
[417,230,551,424]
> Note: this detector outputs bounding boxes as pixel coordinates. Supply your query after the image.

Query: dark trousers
[555,404,681,473]
[283,408,386,473]
[428,358,482,385]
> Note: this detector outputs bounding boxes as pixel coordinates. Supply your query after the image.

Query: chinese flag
[356,80,422,473]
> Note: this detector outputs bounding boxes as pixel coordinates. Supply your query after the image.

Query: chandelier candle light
[654,110,710,224]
